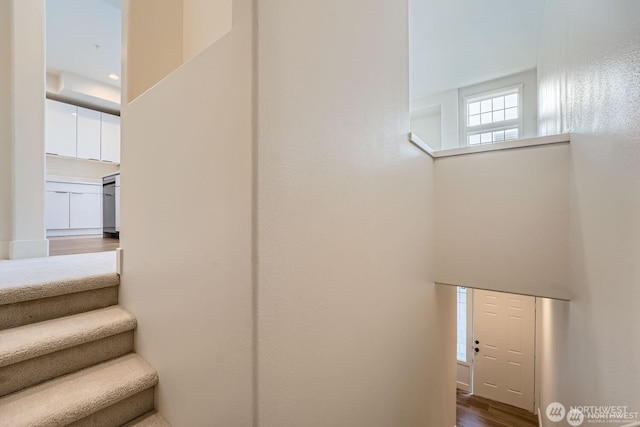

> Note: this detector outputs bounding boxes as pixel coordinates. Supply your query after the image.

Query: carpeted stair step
[0,306,136,397]
[0,252,119,330]
[0,353,158,427]
[124,412,173,426]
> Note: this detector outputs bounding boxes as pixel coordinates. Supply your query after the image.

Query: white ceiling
[410,0,546,101]
[46,0,122,88]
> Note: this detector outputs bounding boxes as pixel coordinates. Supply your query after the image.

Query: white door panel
[473,289,535,412]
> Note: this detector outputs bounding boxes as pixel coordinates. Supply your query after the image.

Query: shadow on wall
[125,0,232,102]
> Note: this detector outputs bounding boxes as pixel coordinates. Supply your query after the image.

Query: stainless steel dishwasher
[102,175,118,237]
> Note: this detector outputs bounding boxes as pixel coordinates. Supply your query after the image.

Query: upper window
[463,85,523,146]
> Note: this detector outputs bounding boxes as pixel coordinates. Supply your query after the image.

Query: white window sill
[409,133,571,159]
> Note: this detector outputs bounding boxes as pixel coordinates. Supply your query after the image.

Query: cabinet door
[70,193,102,229]
[115,186,120,232]
[101,113,120,163]
[77,107,101,160]
[45,191,70,229]
[45,99,77,157]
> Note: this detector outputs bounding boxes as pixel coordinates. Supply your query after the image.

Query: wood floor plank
[49,237,119,256]
[457,389,538,427]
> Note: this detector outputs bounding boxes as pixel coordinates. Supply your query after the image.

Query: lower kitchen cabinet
[46,181,103,237]
[45,191,70,230]
[70,192,102,229]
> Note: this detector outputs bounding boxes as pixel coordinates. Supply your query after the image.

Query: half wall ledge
[409,133,571,159]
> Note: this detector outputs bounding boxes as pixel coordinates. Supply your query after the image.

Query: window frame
[461,84,524,147]
[456,286,474,364]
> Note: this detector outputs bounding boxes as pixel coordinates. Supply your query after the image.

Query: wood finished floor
[457,389,539,427]
[49,236,119,256]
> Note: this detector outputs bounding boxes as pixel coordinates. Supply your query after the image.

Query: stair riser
[0,331,133,397]
[67,388,155,427]
[0,286,118,330]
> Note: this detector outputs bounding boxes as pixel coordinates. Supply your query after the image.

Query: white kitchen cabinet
[45,99,77,157]
[76,107,101,160]
[45,191,70,229]
[101,113,121,163]
[70,192,102,229]
[46,182,103,236]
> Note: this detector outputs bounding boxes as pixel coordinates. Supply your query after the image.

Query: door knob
[475,340,479,345]
[474,347,480,353]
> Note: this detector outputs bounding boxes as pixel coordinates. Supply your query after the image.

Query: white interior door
[473,289,535,412]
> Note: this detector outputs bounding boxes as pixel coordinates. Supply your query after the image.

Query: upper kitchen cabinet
[45,99,77,157]
[45,99,121,164]
[101,113,120,163]
[76,106,102,160]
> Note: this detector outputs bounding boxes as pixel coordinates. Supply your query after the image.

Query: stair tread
[0,353,158,427]
[0,305,135,368]
[0,252,118,305]
[126,412,172,427]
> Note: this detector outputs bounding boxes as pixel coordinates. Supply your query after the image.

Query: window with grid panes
[463,85,523,146]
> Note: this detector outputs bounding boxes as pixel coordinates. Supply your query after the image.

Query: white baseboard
[9,239,49,259]
[47,228,103,237]
[0,240,10,259]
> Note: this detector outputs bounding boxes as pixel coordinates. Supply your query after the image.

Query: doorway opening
[455,286,540,426]
[44,0,122,256]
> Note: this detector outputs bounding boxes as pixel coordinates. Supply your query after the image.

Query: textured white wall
[0,0,48,260]
[435,143,571,300]
[182,0,232,62]
[119,0,253,424]
[257,0,456,426]
[125,0,183,102]
[0,0,12,258]
[536,0,640,424]
[126,0,233,102]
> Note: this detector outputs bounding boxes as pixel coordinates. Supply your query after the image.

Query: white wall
[536,0,640,424]
[182,0,232,62]
[125,0,183,102]
[435,143,571,300]
[47,72,121,112]
[411,89,458,150]
[0,0,48,260]
[126,0,233,102]
[410,0,545,100]
[46,156,119,182]
[257,0,456,426]
[119,0,253,424]
[410,107,441,150]
[0,0,12,258]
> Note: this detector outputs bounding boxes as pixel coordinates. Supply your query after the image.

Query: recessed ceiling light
[108,73,120,81]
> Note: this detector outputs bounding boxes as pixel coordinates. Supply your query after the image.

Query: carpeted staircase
[0,253,170,426]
